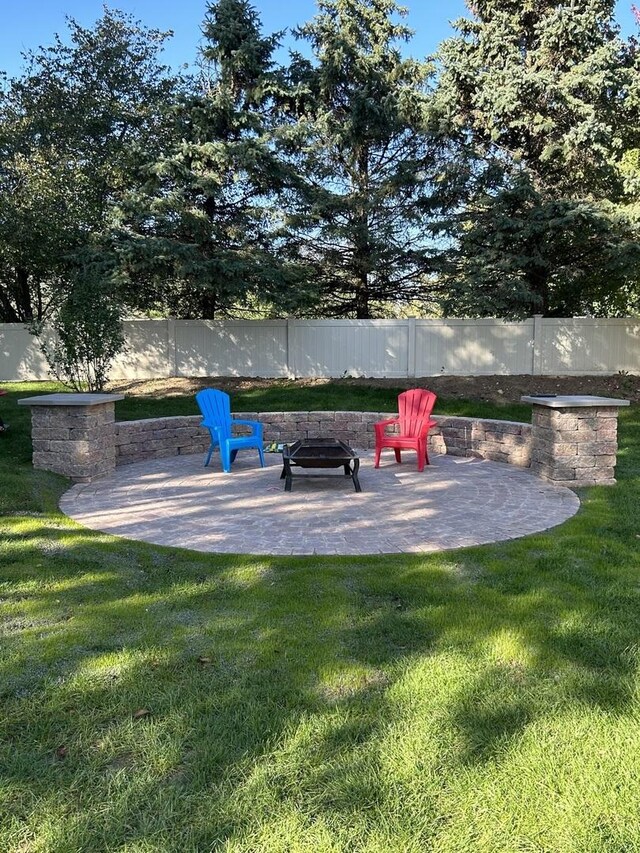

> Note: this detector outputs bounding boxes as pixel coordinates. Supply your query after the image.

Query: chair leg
[220,443,232,473]
[394,448,402,464]
[374,445,382,468]
[425,442,430,466]
[204,443,214,467]
[258,445,265,468]
[417,440,426,472]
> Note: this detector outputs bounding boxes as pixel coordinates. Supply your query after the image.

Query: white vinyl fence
[1,316,639,381]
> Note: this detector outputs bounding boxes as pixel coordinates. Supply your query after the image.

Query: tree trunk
[15,267,34,322]
[201,290,217,319]
[354,280,370,319]
[0,285,20,323]
[527,263,550,316]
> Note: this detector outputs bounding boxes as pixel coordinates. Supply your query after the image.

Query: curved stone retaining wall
[20,394,626,486]
[114,412,532,468]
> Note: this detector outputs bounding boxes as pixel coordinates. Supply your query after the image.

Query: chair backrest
[195,389,232,439]
[397,389,437,436]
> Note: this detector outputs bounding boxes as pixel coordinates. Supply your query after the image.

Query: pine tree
[121,0,303,319]
[434,0,640,318]
[281,0,439,318]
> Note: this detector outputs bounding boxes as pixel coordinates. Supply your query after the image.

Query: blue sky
[0,0,638,78]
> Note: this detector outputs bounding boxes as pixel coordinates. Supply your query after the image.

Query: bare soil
[108,373,640,404]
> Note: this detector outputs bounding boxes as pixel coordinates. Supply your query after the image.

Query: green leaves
[0,8,179,326]
[434,0,640,317]
[280,0,438,318]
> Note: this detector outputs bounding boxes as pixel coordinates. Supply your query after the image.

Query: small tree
[33,263,126,392]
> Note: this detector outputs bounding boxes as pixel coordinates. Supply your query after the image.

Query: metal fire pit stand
[281,438,362,493]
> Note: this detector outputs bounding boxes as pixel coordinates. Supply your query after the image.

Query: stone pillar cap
[18,393,124,406]
[521,394,630,408]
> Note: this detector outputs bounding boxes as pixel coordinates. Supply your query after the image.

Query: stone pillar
[521,395,630,488]
[18,393,124,483]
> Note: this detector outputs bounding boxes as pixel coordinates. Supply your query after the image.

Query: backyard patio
[59,450,580,555]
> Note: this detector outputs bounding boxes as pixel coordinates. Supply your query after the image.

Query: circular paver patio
[59,451,580,555]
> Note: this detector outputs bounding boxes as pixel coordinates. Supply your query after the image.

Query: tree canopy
[279,0,439,318]
[1,0,639,336]
[433,0,640,317]
[0,8,177,324]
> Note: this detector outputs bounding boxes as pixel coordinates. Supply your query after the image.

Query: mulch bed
[108,374,640,404]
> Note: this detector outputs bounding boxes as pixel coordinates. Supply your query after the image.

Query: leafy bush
[33,265,126,392]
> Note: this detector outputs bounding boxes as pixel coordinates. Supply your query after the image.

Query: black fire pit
[281,438,361,492]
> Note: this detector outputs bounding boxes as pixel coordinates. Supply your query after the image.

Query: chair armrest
[374,417,399,437]
[232,418,263,435]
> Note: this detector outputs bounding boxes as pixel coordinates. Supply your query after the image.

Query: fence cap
[521,395,630,408]
[18,393,125,407]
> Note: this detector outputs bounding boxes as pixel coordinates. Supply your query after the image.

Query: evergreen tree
[281,0,439,318]
[434,0,640,318]
[121,0,304,319]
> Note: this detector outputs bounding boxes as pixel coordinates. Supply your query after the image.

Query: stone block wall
[31,406,116,481]
[115,416,209,464]
[21,395,626,488]
[19,395,122,482]
[114,412,532,469]
[430,417,531,467]
[529,405,620,487]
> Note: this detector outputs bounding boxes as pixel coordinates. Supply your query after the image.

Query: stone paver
[59,451,580,556]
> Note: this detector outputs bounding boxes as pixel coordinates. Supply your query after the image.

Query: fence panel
[1,317,639,381]
[109,320,171,380]
[0,324,51,380]
[174,320,289,377]
[540,318,640,375]
[290,319,409,377]
[415,318,535,376]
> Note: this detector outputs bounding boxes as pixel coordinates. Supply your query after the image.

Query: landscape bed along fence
[2,316,640,381]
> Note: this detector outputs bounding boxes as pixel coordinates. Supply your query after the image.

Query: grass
[1,381,640,852]
[108,379,532,423]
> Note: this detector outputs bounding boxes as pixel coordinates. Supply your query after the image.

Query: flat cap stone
[18,393,125,407]
[521,395,630,408]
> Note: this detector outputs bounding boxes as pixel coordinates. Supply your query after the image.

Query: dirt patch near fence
[108,373,640,404]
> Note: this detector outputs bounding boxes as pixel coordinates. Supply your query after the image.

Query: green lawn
[110,379,532,423]
[1,382,640,852]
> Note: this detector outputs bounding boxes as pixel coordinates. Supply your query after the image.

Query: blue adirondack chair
[196,389,265,473]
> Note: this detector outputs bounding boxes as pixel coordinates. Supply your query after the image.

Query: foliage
[2,2,640,323]
[118,0,309,319]
[32,261,126,392]
[279,0,439,318]
[0,9,178,323]
[434,0,640,318]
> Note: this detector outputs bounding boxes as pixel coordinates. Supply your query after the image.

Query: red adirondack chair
[374,389,437,472]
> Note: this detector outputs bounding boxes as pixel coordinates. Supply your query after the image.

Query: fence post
[167,317,178,377]
[532,314,544,376]
[407,317,417,378]
[286,318,295,379]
